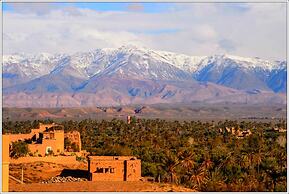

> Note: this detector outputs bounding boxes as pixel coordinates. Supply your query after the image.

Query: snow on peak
[197,54,281,72]
[3,46,285,81]
[3,52,67,79]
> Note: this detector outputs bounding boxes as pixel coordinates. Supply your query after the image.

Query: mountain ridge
[3,45,287,107]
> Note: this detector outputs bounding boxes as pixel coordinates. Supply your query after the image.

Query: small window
[110,168,115,173]
[95,167,104,173]
[105,168,109,173]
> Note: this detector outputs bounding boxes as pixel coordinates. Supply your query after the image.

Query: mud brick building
[6,123,65,156]
[7,123,60,143]
[88,156,141,181]
[28,127,64,156]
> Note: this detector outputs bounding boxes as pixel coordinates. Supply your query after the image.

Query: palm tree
[201,158,213,171]
[178,149,195,169]
[190,167,208,190]
[162,151,180,184]
[275,150,286,172]
[253,152,263,174]
[240,173,259,191]
[204,170,225,191]
[240,153,251,170]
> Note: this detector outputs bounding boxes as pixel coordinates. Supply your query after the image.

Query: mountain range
[3,45,287,107]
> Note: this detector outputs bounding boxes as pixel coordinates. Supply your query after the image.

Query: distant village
[219,126,286,139]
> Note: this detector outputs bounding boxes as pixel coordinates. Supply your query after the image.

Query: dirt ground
[10,181,195,192]
[9,161,195,192]
[9,161,87,184]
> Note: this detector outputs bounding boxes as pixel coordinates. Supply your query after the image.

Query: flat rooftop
[88,156,138,161]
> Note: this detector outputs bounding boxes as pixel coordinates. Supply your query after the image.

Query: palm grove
[3,118,287,191]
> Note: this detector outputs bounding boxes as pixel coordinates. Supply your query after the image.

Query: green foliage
[71,143,80,152]
[131,116,137,124]
[10,141,29,158]
[64,137,71,148]
[65,137,80,152]
[76,156,86,162]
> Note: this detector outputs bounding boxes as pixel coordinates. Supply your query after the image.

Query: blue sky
[2,2,254,14]
[3,2,286,60]
[72,2,174,13]
[3,2,175,13]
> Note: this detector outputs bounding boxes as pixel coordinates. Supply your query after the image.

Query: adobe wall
[2,135,10,163]
[54,130,64,153]
[2,135,10,192]
[7,131,64,156]
[10,156,77,165]
[125,160,141,181]
[29,138,64,156]
[88,156,142,181]
[89,156,136,161]
[6,123,61,144]
[29,140,55,156]
[89,160,125,181]
[8,134,33,143]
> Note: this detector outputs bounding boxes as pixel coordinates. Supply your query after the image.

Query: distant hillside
[3,103,286,122]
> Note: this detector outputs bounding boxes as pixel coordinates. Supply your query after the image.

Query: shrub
[76,156,85,161]
[10,141,29,158]
[71,143,80,152]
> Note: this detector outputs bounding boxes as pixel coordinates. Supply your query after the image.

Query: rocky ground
[41,176,88,184]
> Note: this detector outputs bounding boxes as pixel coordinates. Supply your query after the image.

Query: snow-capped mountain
[3,45,286,107]
[192,54,283,91]
[3,53,67,87]
[266,61,287,93]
